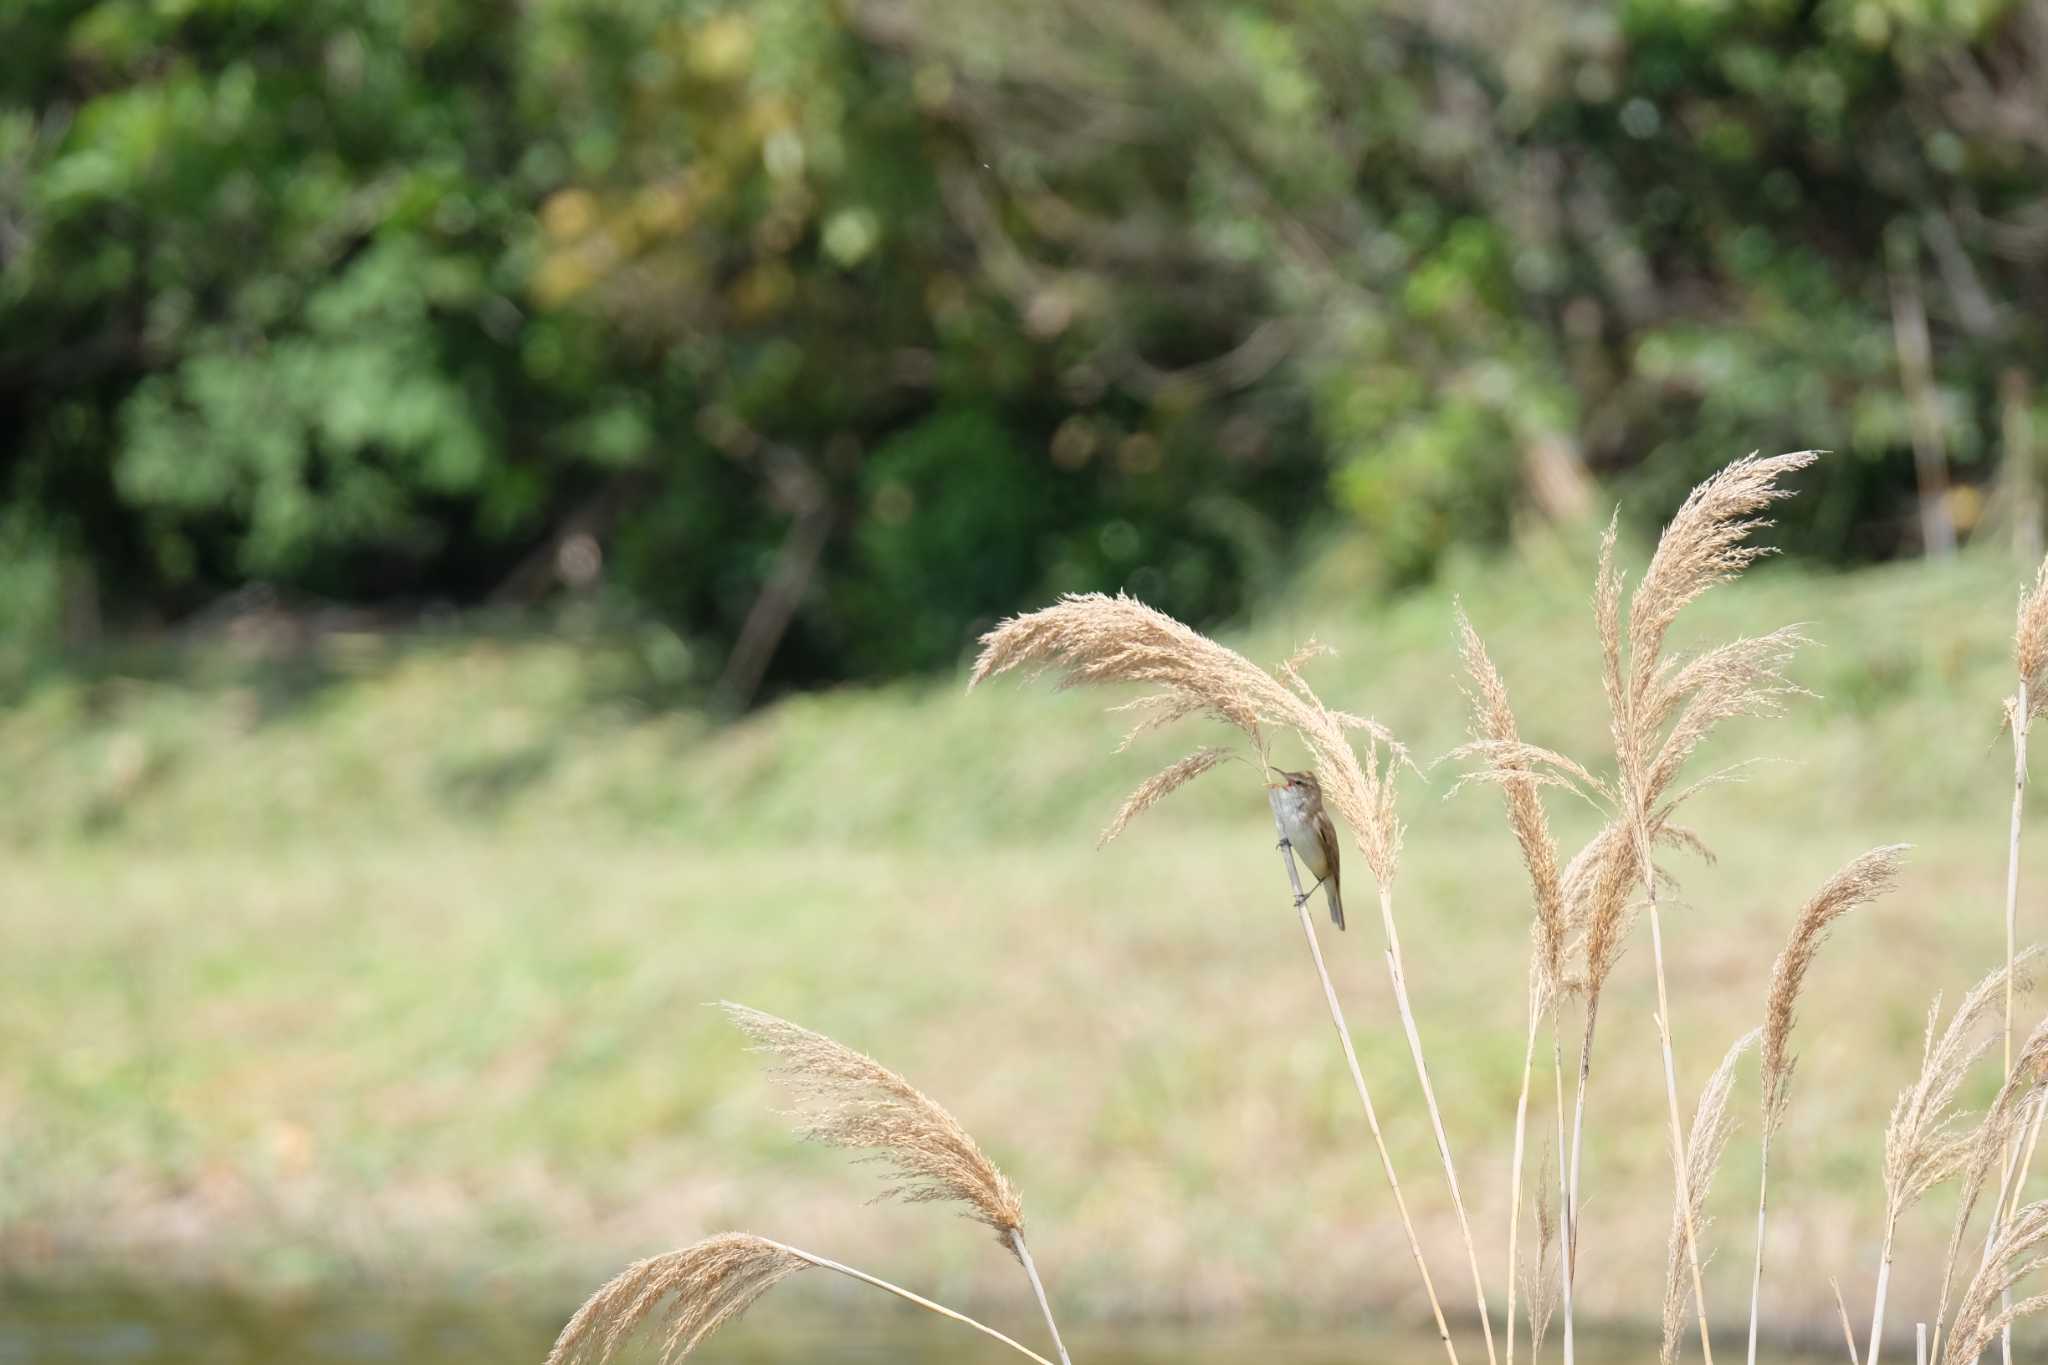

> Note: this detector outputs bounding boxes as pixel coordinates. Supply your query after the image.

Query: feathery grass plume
[549,1232,1061,1365]
[1456,610,1567,1002]
[1456,608,1566,1365]
[721,1003,1075,1365]
[1748,846,1906,1365]
[1098,746,1235,847]
[1941,1199,2048,1364]
[1867,953,2040,1365]
[2012,554,2048,726]
[1762,847,1908,1129]
[969,593,1405,882]
[547,1233,808,1365]
[1927,1014,2048,1355]
[975,593,1488,1365]
[1662,1030,1758,1365]
[721,1003,1023,1244]
[1609,450,1817,1365]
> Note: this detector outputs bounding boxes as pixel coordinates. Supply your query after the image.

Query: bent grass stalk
[546,1232,1058,1365]
[719,1003,1073,1363]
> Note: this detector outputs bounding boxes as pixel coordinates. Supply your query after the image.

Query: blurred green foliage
[5,0,2048,691]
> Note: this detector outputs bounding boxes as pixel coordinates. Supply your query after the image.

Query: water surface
[0,1286,1681,1363]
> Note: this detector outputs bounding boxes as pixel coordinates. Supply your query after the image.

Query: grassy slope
[0,542,2041,1344]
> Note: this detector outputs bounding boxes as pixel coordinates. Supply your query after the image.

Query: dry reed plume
[971,599,1403,879]
[973,594,1493,1364]
[1748,847,1905,1365]
[1868,953,2040,1364]
[722,1002,1023,1239]
[1942,1200,2048,1364]
[548,1233,809,1365]
[1456,449,1818,1365]
[720,1003,1070,1364]
[1589,452,1816,1365]
[1989,552,2048,1365]
[1455,609,1567,1365]
[548,1011,1068,1365]
[545,1231,1059,1365]
[1662,1030,1756,1365]
[1926,1015,2048,1359]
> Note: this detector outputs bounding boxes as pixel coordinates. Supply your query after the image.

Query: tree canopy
[5,0,2046,697]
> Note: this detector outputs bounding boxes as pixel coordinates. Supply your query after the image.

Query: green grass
[1,542,2044,1345]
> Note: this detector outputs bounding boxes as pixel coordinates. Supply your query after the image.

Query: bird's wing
[1317,806,1339,889]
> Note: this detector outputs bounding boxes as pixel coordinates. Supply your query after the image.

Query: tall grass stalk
[1991,556,2048,1364]
[1456,611,1566,1365]
[1455,452,1818,1364]
[1750,848,1905,1365]
[769,1241,1061,1365]
[546,1232,1060,1365]
[1375,878,1500,1365]
[1867,960,2026,1365]
[1010,1232,1072,1365]
[1645,876,1716,1364]
[973,592,1478,1362]
[1270,813,1460,1365]
[719,1004,1074,1363]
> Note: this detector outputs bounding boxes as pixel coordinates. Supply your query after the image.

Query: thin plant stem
[1507,999,1543,1365]
[1833,1277,1864,1365]
[2007,1094,2048,1223]
[1378,880,1500,1365]
[1552,1021,1571,1363]
[1009,1231,1072,1365]
[1271,822,1460,1365]
[1747,1130,1772,1365]
[1916,1323,1928,1365]
[764,1239,1059,1365]
[1647,872,1716,1365]
[2000,685,2027,1365]
[1868,1213,1897,1365]
[1563,998,1600,1365]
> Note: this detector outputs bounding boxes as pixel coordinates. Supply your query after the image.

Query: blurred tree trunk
[1888,232,1957,558]
[2006,368,2042,566]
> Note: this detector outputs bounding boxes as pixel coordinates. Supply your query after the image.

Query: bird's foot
[1275,837,1293,852]
[1292,892,1309,910]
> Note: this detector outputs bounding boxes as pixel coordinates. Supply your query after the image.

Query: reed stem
[1009,1231,1072,1365]
[1552,1022,1570,1363]
[1271,816,1459,1365]
[1563,998,1600,1365]
[2000,684,2028,1365]
[1868,1215,1896,1365]
[1378,880,1500,1365]
[1507,1000,1542,1365]
[766,1240,1059,1365]
[1747,1132,1772,1365]
[1647,870,1716,1365]
[1832,1277,1863,1365]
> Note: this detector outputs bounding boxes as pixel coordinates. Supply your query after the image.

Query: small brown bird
[1268,768,1343,929]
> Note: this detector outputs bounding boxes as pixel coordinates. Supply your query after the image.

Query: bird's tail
[1326,884,1344,931]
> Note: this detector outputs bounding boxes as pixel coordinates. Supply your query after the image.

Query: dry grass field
[4,530,2046,1354]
